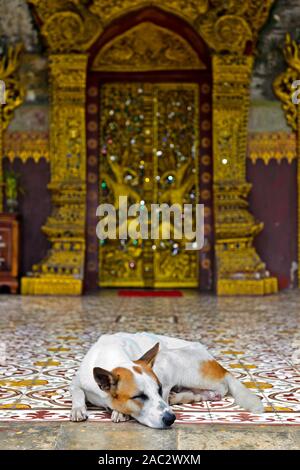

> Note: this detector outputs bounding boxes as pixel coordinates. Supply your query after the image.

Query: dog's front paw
[168,391,177,404]
[70,406,88,422]
[111,410,131,423]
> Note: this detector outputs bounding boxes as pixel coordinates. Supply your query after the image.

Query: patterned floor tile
[0,291,299,424]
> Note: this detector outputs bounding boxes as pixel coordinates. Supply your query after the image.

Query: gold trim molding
[248,132,296,165]
[4,131,49,163]
[92,22,206,72]
[5,131,297,167]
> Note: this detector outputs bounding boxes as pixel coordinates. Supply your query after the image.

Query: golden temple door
[98,82,200,288]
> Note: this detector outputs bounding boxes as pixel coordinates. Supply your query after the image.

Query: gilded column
[213,54,278,295]
[21,54,88,295]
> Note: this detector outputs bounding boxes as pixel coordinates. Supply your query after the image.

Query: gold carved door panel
[99,83,199,287]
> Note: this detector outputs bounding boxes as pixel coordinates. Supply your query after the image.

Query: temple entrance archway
[21,1,277,296]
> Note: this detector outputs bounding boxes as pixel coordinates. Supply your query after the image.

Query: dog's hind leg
[169,388,223,405]
[70,375,88,422]
[198,359,264,413]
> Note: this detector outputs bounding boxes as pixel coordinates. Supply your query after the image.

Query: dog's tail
[225,373,264,414]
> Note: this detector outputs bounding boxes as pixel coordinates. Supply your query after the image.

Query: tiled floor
[0,290,300,449]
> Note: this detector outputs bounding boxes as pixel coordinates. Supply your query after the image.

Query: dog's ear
[93,367,118,392]
[137,342,160,368]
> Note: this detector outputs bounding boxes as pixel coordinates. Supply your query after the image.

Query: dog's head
[93,342,176,429]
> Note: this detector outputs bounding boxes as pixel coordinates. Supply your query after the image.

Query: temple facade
[0,0,299,296]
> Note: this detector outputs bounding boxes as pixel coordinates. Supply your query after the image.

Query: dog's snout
[162,411,176,427]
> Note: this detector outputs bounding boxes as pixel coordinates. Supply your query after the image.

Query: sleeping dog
[70,332,264,428]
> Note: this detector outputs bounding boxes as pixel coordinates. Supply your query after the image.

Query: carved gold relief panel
[99,83,145,287]
[90,0,273,53]
[153,85,199,287]
[90,0,209,24]
[213,55,253,183]
[99,83,199,287]
[92,23,206,72]
[49,55,87,185]
[28,0,275,54]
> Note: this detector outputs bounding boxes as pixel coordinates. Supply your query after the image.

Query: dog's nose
[162,411,176,427]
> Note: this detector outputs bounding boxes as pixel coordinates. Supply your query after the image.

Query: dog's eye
[158,384,163,397]
[132,393,148,401]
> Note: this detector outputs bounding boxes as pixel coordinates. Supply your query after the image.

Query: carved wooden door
[99,82,199,287]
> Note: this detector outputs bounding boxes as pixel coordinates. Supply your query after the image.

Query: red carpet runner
[118,290,183,297]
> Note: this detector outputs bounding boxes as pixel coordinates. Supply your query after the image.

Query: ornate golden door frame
[22,1,277,295]
[84,14,214,291]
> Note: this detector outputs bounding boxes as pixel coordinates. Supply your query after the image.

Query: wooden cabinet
[0,214,19,294]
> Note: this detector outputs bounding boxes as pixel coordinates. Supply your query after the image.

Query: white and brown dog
[70,332,264,428]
